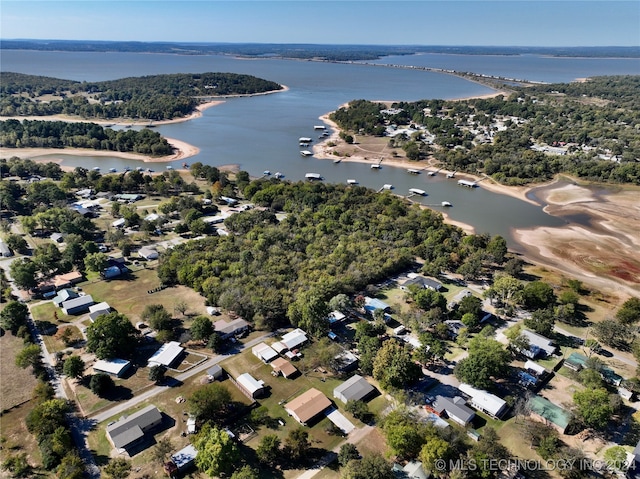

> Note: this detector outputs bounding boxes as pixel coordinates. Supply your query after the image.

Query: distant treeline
[0,119,174,155]
[0,72,282,120]
[2,40,639,59]
[329,76,640,185]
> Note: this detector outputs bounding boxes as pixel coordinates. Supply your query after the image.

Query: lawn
[0,400,46,475]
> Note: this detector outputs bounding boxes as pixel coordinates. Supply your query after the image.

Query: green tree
[85,312,138,359]
[284,427,310,462]
[0,300,29,334]
[141,304,172,331]
[90,373,114,397]
[373,340,421,390]
[345,400,372,422]
[230,465,260,479]
[256,434,281,466]
[62,355,85,379]
[55,453,85,479]
[15,343,42,369]
[25,398,68,438]
[1,453,31,478]
[341,453,394,479]
[9,258,38,290]
[603,446,628,471]
[193,424,240,478]
[338,443,360,467]
[190,316,213,341]
[383,421,425,459]
[148,365,167,384]
[522,281,557,310]
[454,336,510,389]
[486,235,508,264]
[103,458,131,479]
[573,388,613,430]
[616,297,640,324]
[591,319,632,350]
[151,438,174,466]
[485,274,523,306]
[524,308,555,337]
[329,293,352,312]
[188,382,231,424]
[5,234,28,255]
[84,252,108,272]
[419,435,454,476]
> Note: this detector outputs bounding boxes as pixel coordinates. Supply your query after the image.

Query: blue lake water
[4,50,635,245]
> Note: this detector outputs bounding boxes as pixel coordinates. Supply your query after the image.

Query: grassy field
[0,333,38,412]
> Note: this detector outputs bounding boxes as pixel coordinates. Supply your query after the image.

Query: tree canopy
[85,312,138,359]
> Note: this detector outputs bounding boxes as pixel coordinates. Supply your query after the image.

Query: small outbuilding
[206,365,224,381]
[333,374,375,404]
[235,373,265,399]
[527,395,572,433]
[252,343,279,363]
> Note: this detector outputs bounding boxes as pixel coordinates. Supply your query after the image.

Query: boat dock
[457,179,478,188]
[446,170,457,178]
[408,188,426,196]
[305,173,323,181]
[347,179,358,185]
[300,150,313,157]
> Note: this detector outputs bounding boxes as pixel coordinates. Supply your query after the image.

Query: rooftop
[333,374,375,403]
[527,395,572,430]
[285,388,332,424]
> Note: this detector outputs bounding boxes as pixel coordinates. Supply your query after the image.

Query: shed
[235,373,265,398]
[270,357,298,378]
[138,246,159,260]
[285,388,332,425]
[527,395,571,433]
[147,341,184,368]
[206,365,223,380]
[334,350,359,372]
[93,358,131,377]
[458,383,507,418]
[433,395,475,426]
[170,444,197,472]
[106,405,163,451]
[0,240,12,257]
[564,352,588,371]
[102,265,123,279]
[524,360,547,376]
[61,295,95,315]
[280,328,308,350]
[325,407,355,434]
[89,302,111,314]
[112,218,126,228]
[252,343,279,363]
[333,374,375,404]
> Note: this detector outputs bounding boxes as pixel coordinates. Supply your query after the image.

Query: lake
[5,50,636,245]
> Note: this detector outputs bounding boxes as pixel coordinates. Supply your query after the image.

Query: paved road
[90,331,275,423]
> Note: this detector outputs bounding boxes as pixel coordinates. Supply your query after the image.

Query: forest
[2,40,639,59]
[0,72,283,120]
[329,76,640,185]
[157,179,508,334]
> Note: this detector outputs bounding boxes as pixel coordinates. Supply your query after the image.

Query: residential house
[88,301,112,322]
[564,352,588,371]
[458,383,508,419]
[364,297,391,316]
[270,357,298,378]
[106,405,163,451]
[527,395,572,433]
[213,318,250,340]
[433,395,475,426]
[393,461,429,479]
[51,271,83,289]
[93,358,131,378]
[279,328,308,350]
[147,341,184,368]
[285,388,332,426]
[334,350,359,372]
[235,373,265,398]
[520,329,557,358]
[61,295,95,315]
[53,288,79,306]
[138,246,159,260]
[403,275,442,291]
[252,343,279,363]
[333,374,375,404]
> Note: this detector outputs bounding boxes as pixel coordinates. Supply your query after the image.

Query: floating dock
[408,188,426,196]
[347,179,358,185]
[371,164,382,169]
[305,173,322,181]
[441,201,452,207]
[457,179,478,188]
[300,150,313,157]
[407,169,421,175]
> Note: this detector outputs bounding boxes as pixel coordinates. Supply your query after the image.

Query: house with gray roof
[53,288,79,306]
[333,375,375,404]
[61,295,94,315]
[106,404,163,451]
[433,395,475,426]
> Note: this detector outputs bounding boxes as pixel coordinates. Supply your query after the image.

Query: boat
[300,150,313,157]
[305,173,322,181]
[166,165,173,170]
[135,166,143,171]
[299,137,312,143]
[427,170,437,176]
[407,169,421,175]
[314,125,326,130]
[123,166,131,172]
[347,179,358,185]
[263,170,271,176]
[371,164,382,169]
[92,167,100,171]
[441,201,452,207]
[109,168,117,173]
[333,159,342,164]
[299,142,310,147]
[274,172,284,179]
[383,184,394,190]
[408,188,426,196]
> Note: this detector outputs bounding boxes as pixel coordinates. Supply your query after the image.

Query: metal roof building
[147,341,184,368]
[333,375,375,404]
[106,405,163,451]
[458,383,508,419]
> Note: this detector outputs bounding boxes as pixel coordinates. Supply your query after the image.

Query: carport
[325,407,355,434]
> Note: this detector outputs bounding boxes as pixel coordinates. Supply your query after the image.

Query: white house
[93,358,131,378]
[280,328,308,350]
[252,343,279,363]
[138,246,159,260]
[458,383,507,418]
[147,341,184,368]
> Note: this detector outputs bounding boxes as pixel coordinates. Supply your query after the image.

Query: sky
[1,1,639,47]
